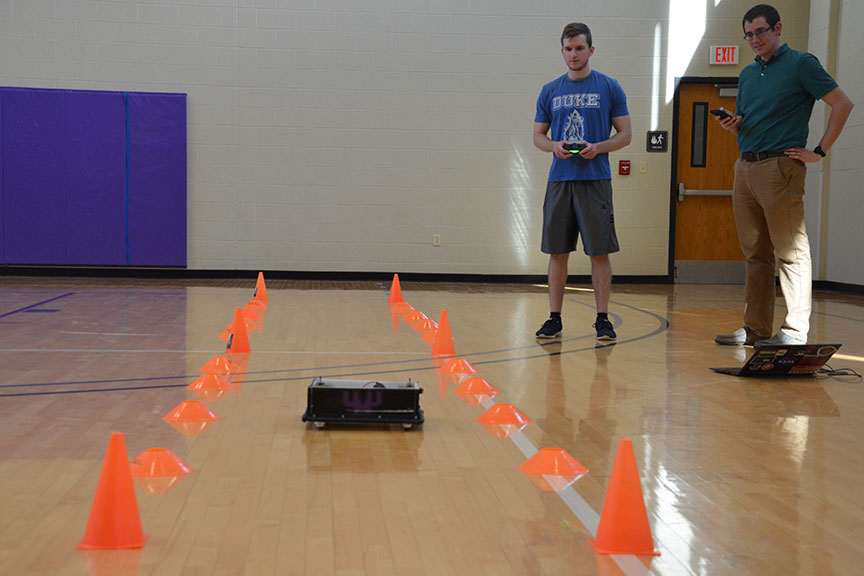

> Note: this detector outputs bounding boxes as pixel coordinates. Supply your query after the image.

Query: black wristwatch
[814,145,826,157]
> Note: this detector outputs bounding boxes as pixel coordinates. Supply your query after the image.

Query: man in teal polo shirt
[714,3,853,346]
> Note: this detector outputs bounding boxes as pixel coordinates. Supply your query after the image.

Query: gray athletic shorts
[541,180,619,256]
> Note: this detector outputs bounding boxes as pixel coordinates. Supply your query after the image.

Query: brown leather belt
[741,151,786,162]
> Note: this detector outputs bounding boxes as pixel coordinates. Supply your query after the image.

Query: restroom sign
[710,45,739,65]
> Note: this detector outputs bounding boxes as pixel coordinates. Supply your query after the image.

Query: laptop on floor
[711,343,842,377]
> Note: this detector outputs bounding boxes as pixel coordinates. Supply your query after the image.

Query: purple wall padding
[1,88,67,265]
[65,91,127,265]
[0,93,3,262]
[127,93,187,267]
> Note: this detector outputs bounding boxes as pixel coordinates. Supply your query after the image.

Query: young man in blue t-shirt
[533,22,631,340]
[713,4,853,347]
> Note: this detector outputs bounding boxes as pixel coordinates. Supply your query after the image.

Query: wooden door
[674,82,744,283]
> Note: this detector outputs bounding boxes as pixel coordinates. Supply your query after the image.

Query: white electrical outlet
[432,234,441,247]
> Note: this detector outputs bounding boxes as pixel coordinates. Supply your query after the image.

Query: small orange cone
[431,310,455,357]
[403,310,428,329]
[225,307,251,354]
[242,307,263,332]
[130,448,193,477]
[453,377,499,406]
[390,301,413,316]
[476,403,531,438]
[187,373,234,401]
[163,401,221,436]
[253,272,269,304]
[78,433,148,550]
[518,448,588,492]
[413,317,438,335]
[130,448,193,495]
[218,308,261,341]
[245,298,268,312]
[388,274,403,304]
[438,357,477,384]
[200,356,240,375]
[589,439,660,556]
[390,302,414,332]
[389,301,414,333]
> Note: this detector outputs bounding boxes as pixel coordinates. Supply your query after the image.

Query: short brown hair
[561,22,592,47]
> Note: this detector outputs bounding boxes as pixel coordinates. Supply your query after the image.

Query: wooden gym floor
[0,277,862,575]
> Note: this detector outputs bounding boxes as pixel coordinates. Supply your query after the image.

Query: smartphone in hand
[710,109,733,120]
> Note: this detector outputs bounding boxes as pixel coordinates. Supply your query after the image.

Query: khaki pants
[733,156,811,341]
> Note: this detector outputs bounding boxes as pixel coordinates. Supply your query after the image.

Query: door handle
[677,182,733,202]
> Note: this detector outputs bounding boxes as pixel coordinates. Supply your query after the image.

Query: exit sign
[710,45,739,65]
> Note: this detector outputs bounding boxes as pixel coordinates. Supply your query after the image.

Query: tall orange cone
[253,272,269,304]
[78,433,148,550]
[589,439,660,556]
[225,307,251,354]
[431,310,455,357]
[388,274,403,304]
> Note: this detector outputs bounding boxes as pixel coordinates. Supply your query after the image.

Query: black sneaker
[535,317,562,339]
[594,318,616,341]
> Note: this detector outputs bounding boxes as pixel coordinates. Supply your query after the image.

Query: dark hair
[561,22,592,47]
[743,4,781,31]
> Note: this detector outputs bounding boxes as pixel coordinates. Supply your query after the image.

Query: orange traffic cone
[589,439,660,556]
[200,355,240,375]
[453,377,499,406]
[78,433,148,550]
[518,448,588,492]
[253,272,268,304]
[130,448,193,495]
[218,307,261,341]
[438,357,477,384]
[476,403,531,438]
[388,274,403,304]
[389,301,414,333]
[245,297,268,312]
[431,310,455,357]
[225,307,251,354]
[390,301,413,315]
[163,401,221,436]
[187,373,234,401]
[403,310,428,329]
[413,317,438,336]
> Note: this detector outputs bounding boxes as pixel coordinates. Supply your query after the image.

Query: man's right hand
[713,107,741,133]
[554,141,577,158]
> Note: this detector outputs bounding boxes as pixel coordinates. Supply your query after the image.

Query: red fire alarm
[619,160,631,175]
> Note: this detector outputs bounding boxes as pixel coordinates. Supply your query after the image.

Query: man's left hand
[784,147,823,163]
[578,142,599,159]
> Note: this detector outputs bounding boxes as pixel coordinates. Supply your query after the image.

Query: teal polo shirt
[736,43,837,153]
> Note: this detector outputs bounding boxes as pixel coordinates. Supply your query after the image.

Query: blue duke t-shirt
[535,70,629,181]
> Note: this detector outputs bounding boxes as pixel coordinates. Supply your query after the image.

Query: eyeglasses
[743,26,774,41]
